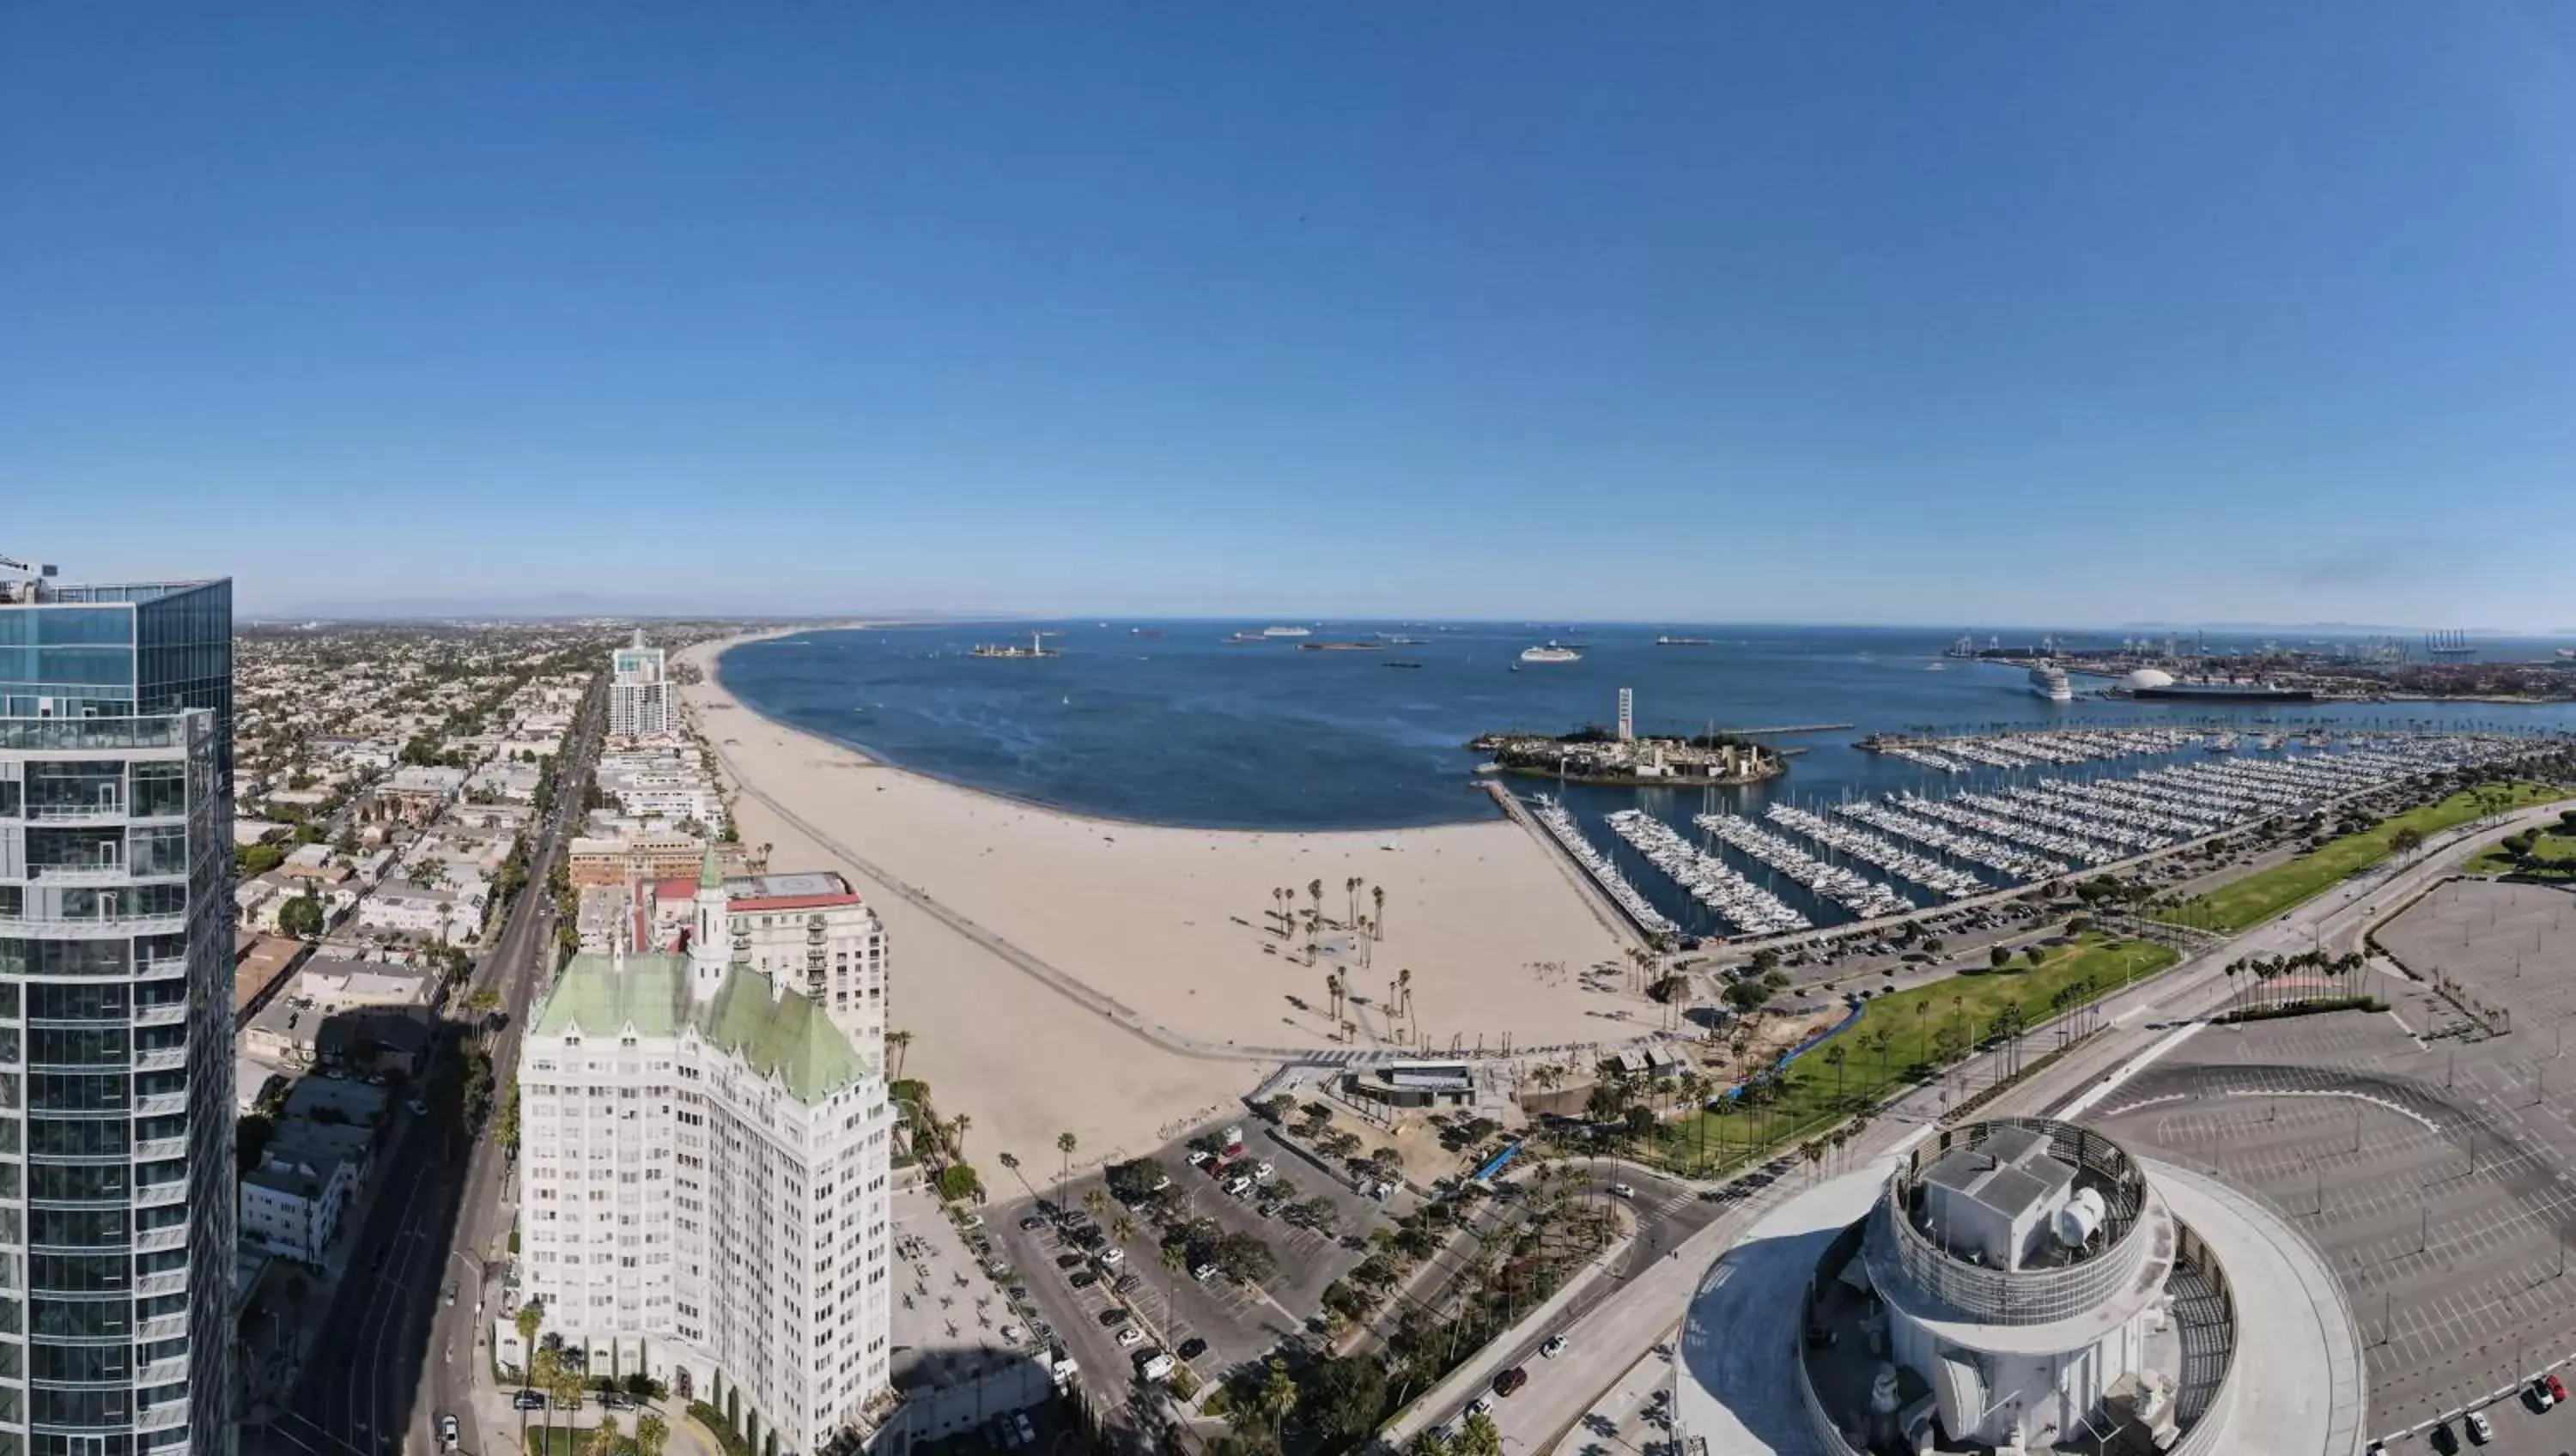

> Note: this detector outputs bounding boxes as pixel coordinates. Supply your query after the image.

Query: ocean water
[720,622,2576,933]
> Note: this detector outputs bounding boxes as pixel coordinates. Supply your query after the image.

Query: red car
[2544,1371,2568,1404]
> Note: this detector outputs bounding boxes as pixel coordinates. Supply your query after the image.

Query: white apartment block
[515,850,895,1453]
[609,631,675,737]
[645,871,890,1046]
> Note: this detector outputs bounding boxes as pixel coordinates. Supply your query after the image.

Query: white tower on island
[1617,686,1635,743]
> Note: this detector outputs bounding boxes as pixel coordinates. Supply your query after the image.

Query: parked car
[1116,1326,1145,1348]
[1177,1338,1207,1360]
[2546,1371,2568,1404]
[1187,1150,1212,1166]
[1113,1273,1143,1295]
[1224,1176,1254,1197]
[1099,1308,1130,1327]
[1056,1253,1084,1270]
[1096,1247,1126,1268]
[1255,1161,1274,1179]
[1193,1263,1218,1282]
[513,1390,548,1410]
[2465,1410,2493,1445]
[439,1415,459,1451]
[1015,1414,1036,1447]
[1493,1366,1528,1398]
[1020,1216,1048,1231]
[1069,1271,1098,1289]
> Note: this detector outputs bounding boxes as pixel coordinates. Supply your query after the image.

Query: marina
[1528,794,1676,937]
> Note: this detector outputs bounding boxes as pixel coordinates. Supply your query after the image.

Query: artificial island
[1469,688,1785,786]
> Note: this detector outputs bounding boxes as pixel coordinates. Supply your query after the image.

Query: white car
[1116,1326,1145,1348]
[1540,1335,1567,1359]
[1193,1263,1218,1282]
[1465,1397,1492,1417]
[1187,1150,1212,1166]
[439,1415,460,1451]
[1151,1174,1173,1192]
[1224,1176,1254,1197]
[2465,1410,2494,1444]
[1255,1161,1274,1179]
[1096,1247,1125,1267]
[1610,1182,1637,1199]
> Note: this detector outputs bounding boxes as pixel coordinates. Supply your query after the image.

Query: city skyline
[9,3,2576,627]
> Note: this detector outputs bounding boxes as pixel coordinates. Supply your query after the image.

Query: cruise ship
[1655,634,1713,646]
[1520,642,1583,664]
[2028,663,2073,702]
[1261,624,1312,638]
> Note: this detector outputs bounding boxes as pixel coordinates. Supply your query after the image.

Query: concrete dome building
[1678,1119,2366,1455]
[2123,668,2177,691]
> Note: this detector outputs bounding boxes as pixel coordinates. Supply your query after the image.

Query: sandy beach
[675,634,1643,1167]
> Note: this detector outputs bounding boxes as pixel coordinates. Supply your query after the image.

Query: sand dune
[675,634,1641,1164]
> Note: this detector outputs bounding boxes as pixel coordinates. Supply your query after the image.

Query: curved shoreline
[714,628,1500,834]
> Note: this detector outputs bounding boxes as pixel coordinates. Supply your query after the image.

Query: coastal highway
[1386,798,2563,1456]
[257,673,605,1456]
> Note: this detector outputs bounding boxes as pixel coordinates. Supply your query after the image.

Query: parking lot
[2082,881,2576,1454]
[989,1115,1399,1405]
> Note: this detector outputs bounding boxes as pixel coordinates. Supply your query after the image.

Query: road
[257,674,606,1456]
[1387,797,2567,1456]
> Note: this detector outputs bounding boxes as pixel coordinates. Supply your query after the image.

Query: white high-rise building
[515,847,895,1452]
[609,630,673,737]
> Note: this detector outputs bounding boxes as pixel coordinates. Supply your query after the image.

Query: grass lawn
[2176,783,2572,932]
[2467,822,2576,879]
[1649,934,2178,1174]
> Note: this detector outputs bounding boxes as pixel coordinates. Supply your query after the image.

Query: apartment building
[514,849,893,1453]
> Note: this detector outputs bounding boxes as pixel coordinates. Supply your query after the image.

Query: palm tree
[1055,1130,1077,1210]
[513,1298,544,1393]
[1456,1410,1503,1456]
[531,1347,563,1450]
[1326,970,1345,1027]
[590,1414,623,1456]
[1398,966,1414,1024]
[948,1113,971,1159]
[1160,1242,1189,1344]
[1823,1043,1848,1109]
[635,1413,670,1456]
[1261,1356,1302,1447]
[1868,1026,1894,1089]
[1914,1002,1930,1067]
[887,1029,913,1081]
[1111,1212,1137,1250]
[1309,878,1324,926]
[1346,876,1361,927]
[1084,1186,1110,1222]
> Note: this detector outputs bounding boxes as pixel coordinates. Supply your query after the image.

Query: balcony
[137,1401,188,1432]
[135,1225,188,1254]
[25,801,125,825]
[136,1092,187,1117]
[0,910,185,939]
[137,1313,187,1342]
[134,1046,186,1073]
[141,1353,189,1385]
[137,957,190,980]
[136,1136,187,1162]
[135,1268,189,1298]
[134,1181,187,1210]
[133,1002,187,1028]
[29,863,131,885]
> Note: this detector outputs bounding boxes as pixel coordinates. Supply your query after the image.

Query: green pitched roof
[532,951,874,1103]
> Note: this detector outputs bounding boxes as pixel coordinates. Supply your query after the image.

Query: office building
[513,849,893,1452]
[0,569,237,1456]
[608,632,673,737]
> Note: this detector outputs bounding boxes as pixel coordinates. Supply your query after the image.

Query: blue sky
[5,3,2575,628]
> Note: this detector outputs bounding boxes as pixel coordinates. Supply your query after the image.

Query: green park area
[2467,809,2576,879]
[1649,933,2178,1174]
[2173,782,2571,933]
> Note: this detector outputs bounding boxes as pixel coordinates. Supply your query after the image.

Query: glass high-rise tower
[0,573,235,1456]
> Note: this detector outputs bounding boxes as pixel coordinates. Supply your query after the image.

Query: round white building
[1677,1118,2367,1455]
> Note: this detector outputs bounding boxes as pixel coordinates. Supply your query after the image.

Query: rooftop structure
[609,628,674,736]
[1677,1119,2367,1456]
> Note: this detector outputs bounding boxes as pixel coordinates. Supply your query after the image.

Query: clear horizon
[9,3,2575,626]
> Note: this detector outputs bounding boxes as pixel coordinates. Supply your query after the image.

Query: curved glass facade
[0,579,234,1456]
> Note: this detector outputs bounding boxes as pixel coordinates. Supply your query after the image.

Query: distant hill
[247,590,996,622]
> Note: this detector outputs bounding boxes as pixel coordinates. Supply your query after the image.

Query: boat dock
[1484,782,1671,946]
[1728,722,1852,736]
